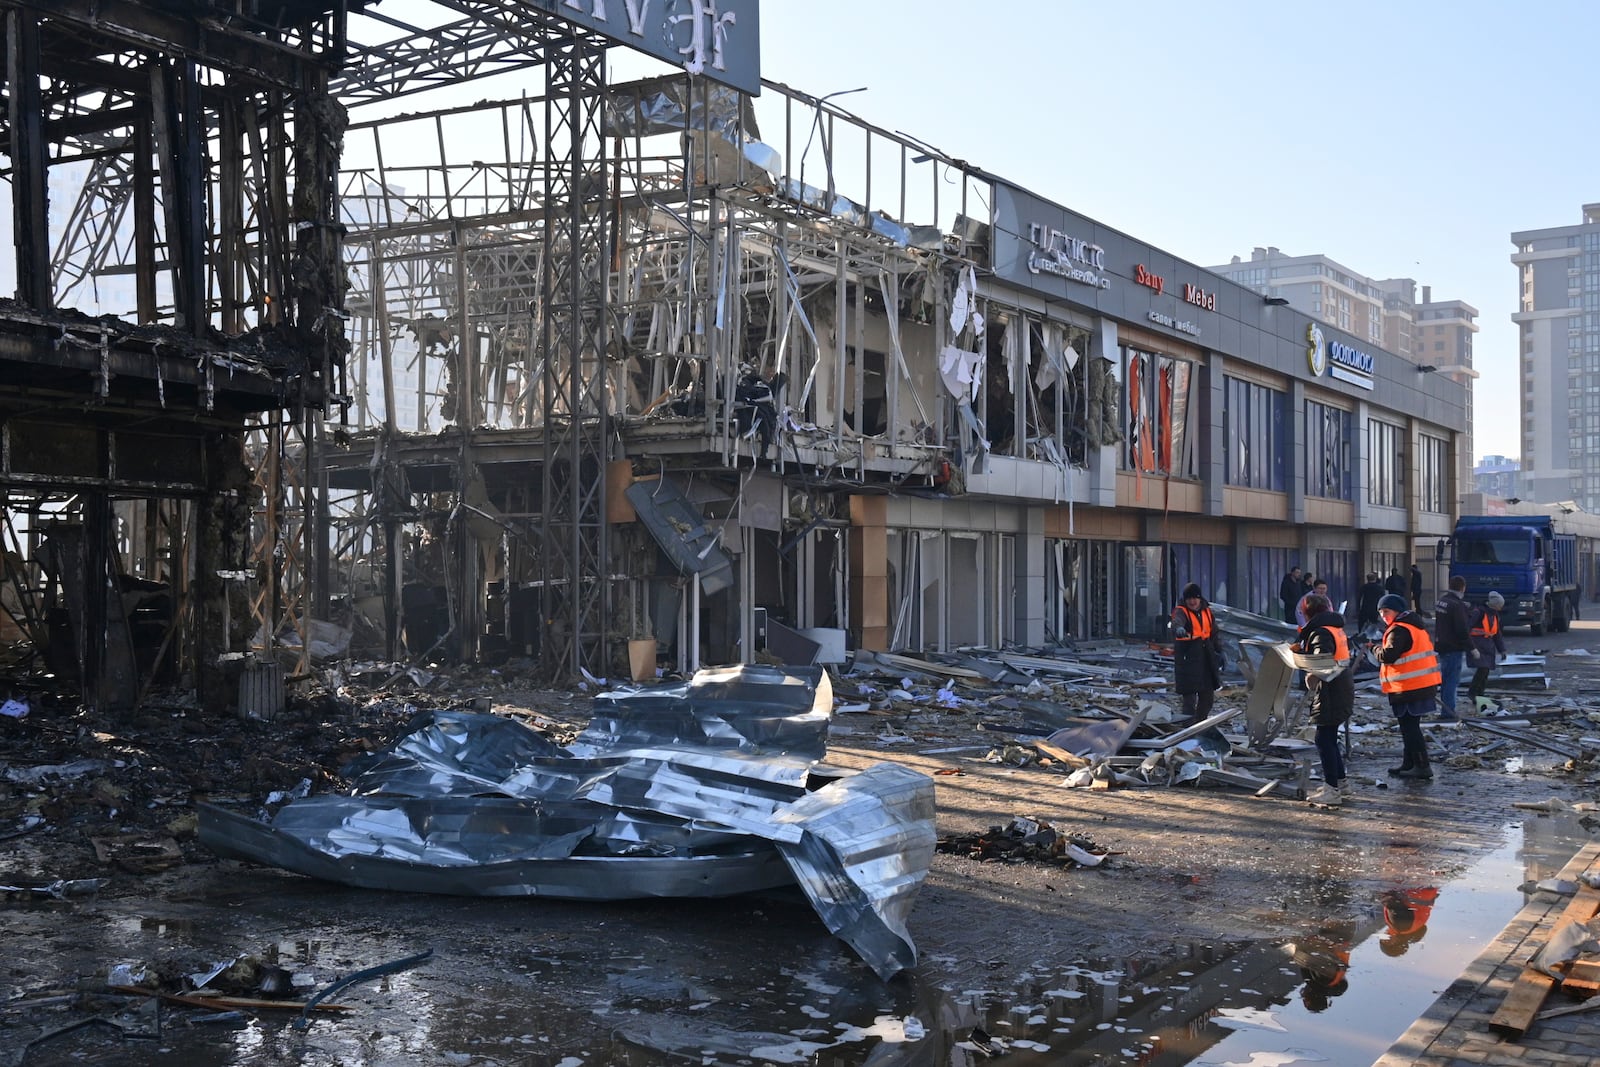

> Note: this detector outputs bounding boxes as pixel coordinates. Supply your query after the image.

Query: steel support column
[537,27,610,680]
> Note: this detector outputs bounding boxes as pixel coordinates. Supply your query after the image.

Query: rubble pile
[936,817,1115,868]
[0,665,583,884]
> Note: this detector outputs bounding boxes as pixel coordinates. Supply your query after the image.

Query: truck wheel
[1554,595,1571,633]
[1530,598,1549,636]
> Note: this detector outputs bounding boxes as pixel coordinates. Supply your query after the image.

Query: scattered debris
[936,817,1115,869]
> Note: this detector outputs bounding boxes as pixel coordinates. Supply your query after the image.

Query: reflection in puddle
[27,816,1594,1067]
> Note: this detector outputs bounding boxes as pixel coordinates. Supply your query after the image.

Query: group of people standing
[1173,562,1510,809]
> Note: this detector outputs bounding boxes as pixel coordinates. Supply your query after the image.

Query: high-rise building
[1207,247,1479,504]
[1511,204,1600,510]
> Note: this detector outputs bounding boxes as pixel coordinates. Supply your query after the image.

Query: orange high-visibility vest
[1172,604,1213,641]
[1297,624,1350,661]
[1470,613,1500,641]
[1380,619,1441,694]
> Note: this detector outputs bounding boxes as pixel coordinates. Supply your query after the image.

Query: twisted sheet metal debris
[198,665,935,980]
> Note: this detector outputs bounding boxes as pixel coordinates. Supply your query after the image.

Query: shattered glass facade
[1,0,1468,712]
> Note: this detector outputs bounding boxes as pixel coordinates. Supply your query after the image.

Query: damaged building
[0,0,347,711]
[1,0,1469,705]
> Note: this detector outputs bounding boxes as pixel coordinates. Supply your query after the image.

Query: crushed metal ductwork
[198,664,935,980]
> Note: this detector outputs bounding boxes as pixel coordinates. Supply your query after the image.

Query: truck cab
[1447,515,1578,635]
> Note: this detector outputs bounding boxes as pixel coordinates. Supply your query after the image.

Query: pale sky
[757,0,1600,463]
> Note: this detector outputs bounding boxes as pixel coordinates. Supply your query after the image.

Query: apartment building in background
[1474,454,1522,499]
[1512,204,1600,511]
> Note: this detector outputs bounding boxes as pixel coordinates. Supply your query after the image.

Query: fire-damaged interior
[0,0,347,711]
[2,0,1133,712]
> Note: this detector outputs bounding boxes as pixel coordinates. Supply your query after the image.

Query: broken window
[843,346,888,437]
[1046,537,1117,640]
[1305,400,1353,500]
[1121,348,1197,478]
[1224,376,1287,490]
[982,316,1018,454]
[1367,419,1406,508]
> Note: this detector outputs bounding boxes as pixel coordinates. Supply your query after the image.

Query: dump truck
[1447,514,1580,635]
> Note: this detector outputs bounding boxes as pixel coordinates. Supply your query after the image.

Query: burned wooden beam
[7,10,49,309]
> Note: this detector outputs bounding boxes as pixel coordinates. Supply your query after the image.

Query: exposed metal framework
[1,0,348,710]
[537,28,612,678]
[18,0,1093,702]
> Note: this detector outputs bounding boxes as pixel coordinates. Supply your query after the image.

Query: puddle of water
[959,811,1594,1067]
[21,816,1594,1067]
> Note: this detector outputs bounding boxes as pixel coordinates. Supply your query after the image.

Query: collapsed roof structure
[3,0,1042,703]
[3,2,1469,709]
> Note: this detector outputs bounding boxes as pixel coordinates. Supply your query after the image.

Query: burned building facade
[1,0,1467,703]
[0,0,347,711]
[318,5,1466,682]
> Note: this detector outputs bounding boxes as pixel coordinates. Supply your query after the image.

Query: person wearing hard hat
[1466,592,1508,714]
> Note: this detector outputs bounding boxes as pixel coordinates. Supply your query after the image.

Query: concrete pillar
[848,495,889,651]
[1352,399,1373,531]
[1016,506,1046,645]
[1287,379,1307,525]
[1202,353,1227,517]
[1088,318,1119,507]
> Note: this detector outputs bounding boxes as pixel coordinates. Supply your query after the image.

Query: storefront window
[1305,400,1353,500]
[1169,544,1230,609]
[1122,348,1198,478]
[1224,377,1286,490]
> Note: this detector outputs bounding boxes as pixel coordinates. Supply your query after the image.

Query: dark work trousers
[1467,667,1493,702]
[1180,687,1214,719]
[1315,720,1346,786]
[1395,709,1429,766]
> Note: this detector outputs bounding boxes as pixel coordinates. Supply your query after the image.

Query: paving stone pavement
[1378,840,1600,1067]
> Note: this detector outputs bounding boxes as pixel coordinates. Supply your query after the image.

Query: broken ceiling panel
[624,478,735,595]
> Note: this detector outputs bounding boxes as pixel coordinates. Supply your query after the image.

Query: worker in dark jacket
[1293,594,1355,808]
[1409,564,1425,613]
[1356,572,1385,631]
[1279,566,1305,623]
[1466,591,1508,712]
[1385,568,1407,598]
[1376,593,1441,780]
[1171,582,1223,720]
[1432,576,1473,722]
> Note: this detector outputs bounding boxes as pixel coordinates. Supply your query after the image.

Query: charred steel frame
[538,28,611,680]
[1,0,348,710]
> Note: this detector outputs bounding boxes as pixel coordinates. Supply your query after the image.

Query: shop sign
[1134,264,1165,296]
[1182,282,1217,312]
[1148,310,1200,337]
[1306,322,1374,390]
[1026,223,1110,290]
[536,0,760,93]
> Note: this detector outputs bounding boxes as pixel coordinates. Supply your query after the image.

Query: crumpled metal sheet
[772,762,936,980]
[624,479,735,594]
[197,665,936,979]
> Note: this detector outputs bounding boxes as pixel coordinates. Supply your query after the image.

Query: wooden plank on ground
[1560,959,1600,999]
[1488,882,1600,1039]
[1031,740,1089,769]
